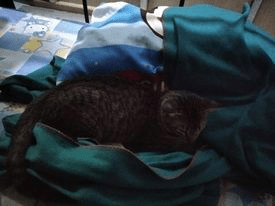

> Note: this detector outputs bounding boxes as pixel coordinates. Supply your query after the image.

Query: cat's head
[159,90,218,146]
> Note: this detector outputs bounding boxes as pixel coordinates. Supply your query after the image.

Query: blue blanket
[57,2,163,83]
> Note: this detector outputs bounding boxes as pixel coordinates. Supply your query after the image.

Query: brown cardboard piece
[253,0,275,37]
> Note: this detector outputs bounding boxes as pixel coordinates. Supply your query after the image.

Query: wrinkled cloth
[0,3,275,206]
[57,2,163,83]
[163,3,275,192]
[1,114,225,205]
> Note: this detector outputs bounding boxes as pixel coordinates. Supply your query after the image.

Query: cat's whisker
[169,112,182,117]
[161,81,165,92]
[153,82,158,91]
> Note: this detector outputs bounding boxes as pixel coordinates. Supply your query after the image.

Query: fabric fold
[163,3,275,194]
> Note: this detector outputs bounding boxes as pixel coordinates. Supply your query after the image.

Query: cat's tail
[6,104,43,188]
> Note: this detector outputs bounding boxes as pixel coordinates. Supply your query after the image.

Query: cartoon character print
[23,16,49,37]
[24,23,48,38]
[20,16,70,56]
[21,36,42,53]
[21,16,50,53]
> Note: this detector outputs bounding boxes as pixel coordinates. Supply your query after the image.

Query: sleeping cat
[6,71,217,187]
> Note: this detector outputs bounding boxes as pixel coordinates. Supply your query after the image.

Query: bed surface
[0,4,274,206]
[0,6,84,78]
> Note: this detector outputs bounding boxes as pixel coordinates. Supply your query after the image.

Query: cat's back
[51,75,158,109]
[35,74,160,145]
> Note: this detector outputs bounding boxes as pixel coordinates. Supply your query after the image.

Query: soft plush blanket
[0,3,274,206]
[163,3,275,193]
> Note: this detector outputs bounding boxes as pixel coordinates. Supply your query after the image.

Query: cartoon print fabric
[0,7,84,77]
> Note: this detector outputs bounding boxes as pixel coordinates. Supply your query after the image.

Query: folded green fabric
[0,56,226,206]
[1,114,226,205]
[0,56,63,103]
[163,3,275,192]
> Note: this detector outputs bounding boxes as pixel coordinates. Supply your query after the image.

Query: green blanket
[0,56,226,205]
[0,3,275,205]
[163,3,275,192]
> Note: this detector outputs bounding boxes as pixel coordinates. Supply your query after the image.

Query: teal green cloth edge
[0,56,64,103]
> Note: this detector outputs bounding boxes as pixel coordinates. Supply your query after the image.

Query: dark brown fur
[6,71,217,187]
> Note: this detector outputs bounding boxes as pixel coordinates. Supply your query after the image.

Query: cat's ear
[178,91,219,112]
[199,98,220,113]
[160,90,219,112]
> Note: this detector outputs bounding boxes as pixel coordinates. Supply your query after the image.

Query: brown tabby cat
[6,71,217,187]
